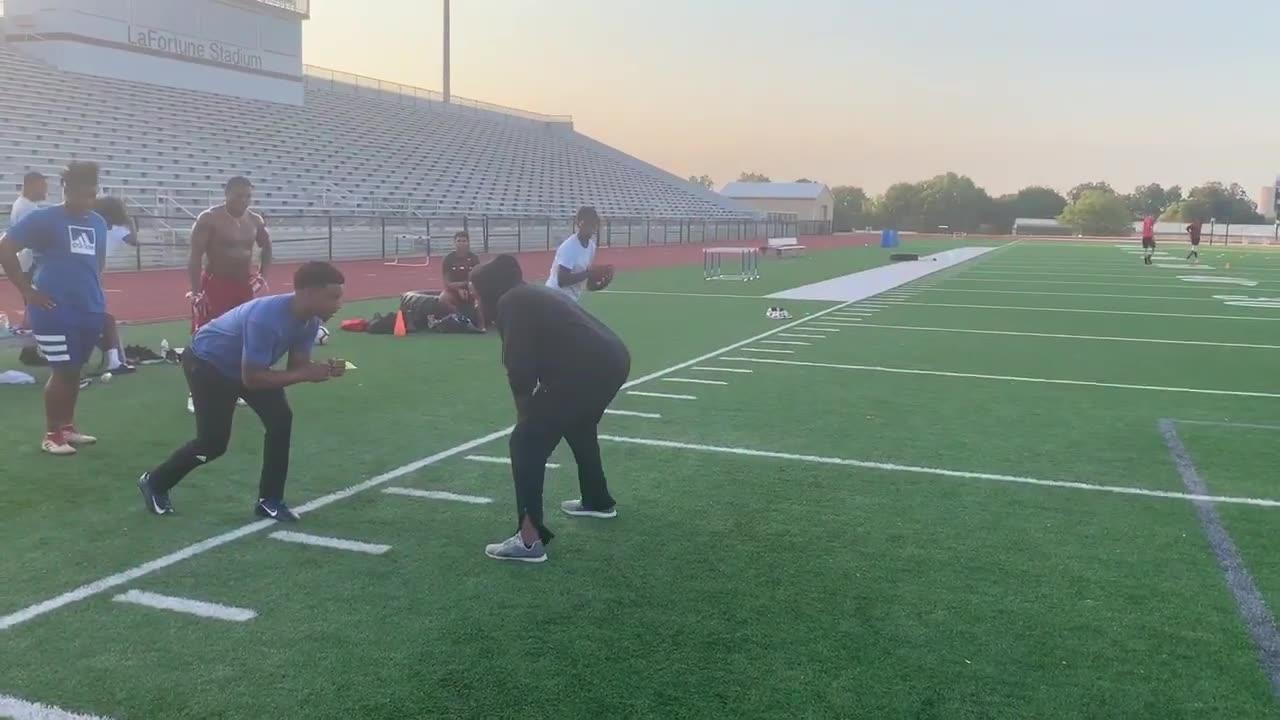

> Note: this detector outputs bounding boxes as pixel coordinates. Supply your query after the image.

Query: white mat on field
[767,247,997,302]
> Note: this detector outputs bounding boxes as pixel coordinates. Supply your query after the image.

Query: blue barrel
[881,229,900,248]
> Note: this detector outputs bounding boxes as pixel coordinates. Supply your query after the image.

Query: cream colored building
[1259,185,1278,220]
[719,182,834,223]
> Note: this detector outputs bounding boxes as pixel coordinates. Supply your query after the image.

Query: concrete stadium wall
[4,0,304,103]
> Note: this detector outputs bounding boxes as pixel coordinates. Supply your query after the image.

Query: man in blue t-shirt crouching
[138,261,346,521]
[0,162,108,455]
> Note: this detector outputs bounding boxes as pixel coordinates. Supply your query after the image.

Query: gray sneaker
[561,499,618,519]
[484,534,547,563]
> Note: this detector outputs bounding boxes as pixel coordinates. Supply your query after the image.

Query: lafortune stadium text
[127,27,264,70]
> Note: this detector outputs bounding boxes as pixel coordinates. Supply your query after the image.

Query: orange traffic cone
[393,309,408,337]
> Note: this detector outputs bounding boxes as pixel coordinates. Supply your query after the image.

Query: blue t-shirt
[6,205,107,326]
[191,294,320,381]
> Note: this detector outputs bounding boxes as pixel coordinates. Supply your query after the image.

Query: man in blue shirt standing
[0,162,108,455]
[138,261,346,521]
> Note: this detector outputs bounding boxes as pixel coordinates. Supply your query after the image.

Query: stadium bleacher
[0,27,749,222]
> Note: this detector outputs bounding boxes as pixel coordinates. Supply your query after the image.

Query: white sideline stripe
[760,340,811,346]
[778,333,826,339]
[741,348,795,354]
[382,488,494,505]
[888,301,1280,322]
[628,391,698,400]
[1173,419,1280,432]
[0,293,862,631]
[803,327,842,332]
[596,435,1280,509]
[721,356,1280,399]
[112,590,255,622]
[948,277,1239,290]
[964,269,1267,284]
[807,321,862,326]
[692,366,754,373]
[843,323,1280,350]
[600,289,763,299]
[268,531,391,556]
[924,287,1226,302]
[467,455,560,469]
[604,409,662,418]
[663,377,729,385]
[832,311,876,316]
[0,695,113,720]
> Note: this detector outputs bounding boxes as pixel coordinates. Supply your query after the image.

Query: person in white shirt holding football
[10,171,46,281]
[546,206,613,301]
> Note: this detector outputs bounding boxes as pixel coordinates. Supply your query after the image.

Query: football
[587,264,615,291]
[315,325,331,345]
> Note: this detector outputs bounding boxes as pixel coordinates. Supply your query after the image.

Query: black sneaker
[138,473,174,515]
[255,498,300,522]
[111,363,138,375]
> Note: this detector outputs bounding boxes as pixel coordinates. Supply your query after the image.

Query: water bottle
[160,339,171,356]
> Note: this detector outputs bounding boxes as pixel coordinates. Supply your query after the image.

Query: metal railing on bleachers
[0,211,832,274]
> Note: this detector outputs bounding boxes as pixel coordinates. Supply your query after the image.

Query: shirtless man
[186,176,271,412]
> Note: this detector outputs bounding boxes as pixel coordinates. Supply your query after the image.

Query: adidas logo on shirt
[68,226,97,255]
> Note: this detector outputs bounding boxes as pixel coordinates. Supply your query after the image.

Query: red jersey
[1141,216,1156,239]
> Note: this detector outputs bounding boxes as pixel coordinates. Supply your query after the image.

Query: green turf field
[4,239,1280,719]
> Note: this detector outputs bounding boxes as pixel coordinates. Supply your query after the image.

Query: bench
[766,237,806,258]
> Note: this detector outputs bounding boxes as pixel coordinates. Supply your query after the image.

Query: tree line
[687,171,1268,236]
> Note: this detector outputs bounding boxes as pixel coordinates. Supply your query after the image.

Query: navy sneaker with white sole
[255,498,300,522]
[137,473,174,516]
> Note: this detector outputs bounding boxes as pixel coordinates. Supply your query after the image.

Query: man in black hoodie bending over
[470,254,631,563]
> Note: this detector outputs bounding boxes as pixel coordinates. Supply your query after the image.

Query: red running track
[0,234,884,324]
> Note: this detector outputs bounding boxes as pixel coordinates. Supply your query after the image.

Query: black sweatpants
[149,351,293,501]
[509,382,622,544]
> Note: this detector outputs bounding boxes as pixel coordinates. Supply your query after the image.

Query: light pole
[442,0,451,103]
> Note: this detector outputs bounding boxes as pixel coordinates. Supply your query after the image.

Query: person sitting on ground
[440,231,484,327]
[442,230,480,291]
[398,290,483,334]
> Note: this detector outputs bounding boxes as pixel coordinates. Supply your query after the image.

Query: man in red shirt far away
[1186,220,1203,263]
[1140,215,1157,265]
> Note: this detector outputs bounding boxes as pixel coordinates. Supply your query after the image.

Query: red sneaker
[61,425,97,446]
[41,431,76,456]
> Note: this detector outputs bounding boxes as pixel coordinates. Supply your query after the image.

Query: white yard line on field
[883,301,1280,322]
[719,356,1280,399]
[597,434,1280,509]
[835,323,1280,350]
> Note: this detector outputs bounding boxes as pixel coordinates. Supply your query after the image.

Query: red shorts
[193,273,253,331]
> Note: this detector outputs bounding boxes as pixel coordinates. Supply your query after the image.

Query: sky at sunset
[305,1,1280,196]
